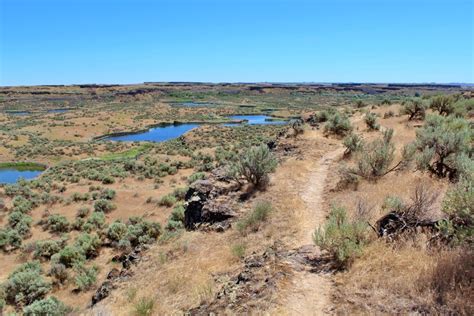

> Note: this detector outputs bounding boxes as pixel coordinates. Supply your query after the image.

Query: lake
[0,168,43,184]
[103,123,200,142]
[102,115,286,143]
[224,115,287,126]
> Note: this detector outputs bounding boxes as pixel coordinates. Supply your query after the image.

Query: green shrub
[11,196,33,213]
[430,95,455,116]
[46,214,70,233]
[8,211,32,237]
[381,99,391,105]
[101,175,115,184]
[231,243,246,259]
[107,221,128,242]
[54,245,85,268]
[313,205,370,268]
[23,296,69,316]
[364,112,379,130]
[94,199,116,213]
[75,233,101,258]
[133,296,155,316]
[440,176,473,243]
[126,217,161,246]
[165,219,183,231]
[72,192,89,202]
[48,264,68,285]
[355,100,366,108]
[0,228,22,251]
[34,240,62,260]
[343,133,363,157]
[324,112,352,136]
[172,187,188,200]
[237,201,272,234]
[187,172,206,184]
[117,238,132,251]
[2,261,51,306]
[354,129,395,180]
[76,207,90,218]
[158,194,177,207]
[166,204,185,231]
[73,263,98,291]
[86,211,106,230]
[170,204,185,222]
[99,188,116,200]
[228,144,277,189]
[401,99,426,120]
[415,115,472,180]
[452,98,474,117]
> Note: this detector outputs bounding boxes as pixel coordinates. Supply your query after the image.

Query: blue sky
[0,0,472,85]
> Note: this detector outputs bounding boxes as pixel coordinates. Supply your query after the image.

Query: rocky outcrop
[90,246,145,306]
[184,179,237,230]
[188,245,288,314]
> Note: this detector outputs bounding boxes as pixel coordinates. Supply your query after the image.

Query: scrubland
[0,83,472,315]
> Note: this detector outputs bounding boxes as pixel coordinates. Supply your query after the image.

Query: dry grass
[333,240,473,315]
[419,248,474,315]
[98,231,237,315]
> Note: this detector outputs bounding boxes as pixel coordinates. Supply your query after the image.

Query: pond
[224,115,287,126]
[0,168,43,184]
[171,101,216,107]
[6,111,31,116]
[102,115,287,143]
[47,109,70,113]
[103,123,200,142]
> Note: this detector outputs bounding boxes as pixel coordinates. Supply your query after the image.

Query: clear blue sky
[1,0,472,85]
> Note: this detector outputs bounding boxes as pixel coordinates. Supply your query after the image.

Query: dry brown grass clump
[333,240,473,315]
[420,248,474,315]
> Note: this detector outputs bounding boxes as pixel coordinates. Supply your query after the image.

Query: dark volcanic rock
[92,280,116,305]
[91,247,145,306]
[184,179,236,230]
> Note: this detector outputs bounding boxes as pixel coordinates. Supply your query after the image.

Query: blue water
[224,115,287,126]
[7,111,30,116]
[103,115,286,143]
[48,109,69,113]
[172,102,215,107]
[104,123,200,142]
[0,169,43,184]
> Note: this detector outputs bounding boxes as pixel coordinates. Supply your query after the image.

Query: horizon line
[1,81,473,88]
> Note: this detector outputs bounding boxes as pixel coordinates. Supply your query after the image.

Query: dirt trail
[299,149,344,245]
[270,131,343,315]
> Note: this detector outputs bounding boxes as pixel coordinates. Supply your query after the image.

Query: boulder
[184,179,236,230]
